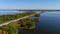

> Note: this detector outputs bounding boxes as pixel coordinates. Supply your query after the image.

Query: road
[0,12,39,26]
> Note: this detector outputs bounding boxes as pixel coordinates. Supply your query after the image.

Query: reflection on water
[18,12,60,34]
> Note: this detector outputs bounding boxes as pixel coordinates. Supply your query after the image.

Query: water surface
[0,11,24,15]
[18,12,60,34]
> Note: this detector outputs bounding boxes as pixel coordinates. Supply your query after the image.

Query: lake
[0,11,60,34]
[18,12,60,34]
[0,11,24,15]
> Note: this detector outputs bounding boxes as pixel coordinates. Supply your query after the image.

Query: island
[0,11,40,34]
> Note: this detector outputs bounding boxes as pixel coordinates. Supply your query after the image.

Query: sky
[0,0,60,10]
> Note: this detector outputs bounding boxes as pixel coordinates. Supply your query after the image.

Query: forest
[0,11,40,34]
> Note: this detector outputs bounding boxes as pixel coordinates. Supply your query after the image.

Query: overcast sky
[0,0,60,9]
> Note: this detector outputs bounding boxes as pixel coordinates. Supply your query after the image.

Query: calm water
[18,12,60,34]
[0,11,24,15]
